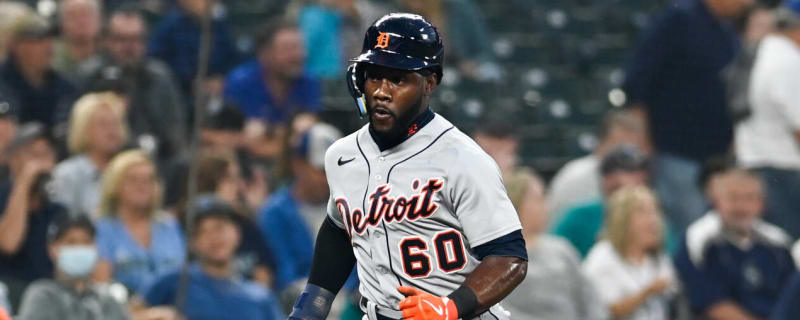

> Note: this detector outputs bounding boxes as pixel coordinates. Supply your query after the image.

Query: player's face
[364,65,432,136]
[192,217,240,265]
[714,174,763,234]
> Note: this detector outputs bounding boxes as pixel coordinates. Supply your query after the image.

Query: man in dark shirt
[87,4,187,165]
[675,168,794,319]
[148,0,239,105]
[0,123,66,310]
[623,0,753,234]
[0,13,76,136]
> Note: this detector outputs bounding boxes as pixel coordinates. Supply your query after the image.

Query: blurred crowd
[0,0,797,319]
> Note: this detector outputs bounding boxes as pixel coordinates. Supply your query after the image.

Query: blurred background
[0,0,799,319]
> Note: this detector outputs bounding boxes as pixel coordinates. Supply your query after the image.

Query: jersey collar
[368,107,435,151]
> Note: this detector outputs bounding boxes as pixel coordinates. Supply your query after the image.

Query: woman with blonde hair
[582,185,676,320]
[93,150,185,295]
[502,168,607,320]
[51,92,128,217]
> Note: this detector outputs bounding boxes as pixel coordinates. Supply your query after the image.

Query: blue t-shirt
[143,263,284,320]
[257,187,316,291]
[257,187,358,292]
[95,215,186,294]
[675,214,796,317]
[224,60,321,123]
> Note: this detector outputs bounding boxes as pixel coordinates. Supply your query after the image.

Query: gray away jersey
[325,113,522,317]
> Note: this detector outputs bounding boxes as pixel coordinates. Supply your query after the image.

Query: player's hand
[397,286,458,320]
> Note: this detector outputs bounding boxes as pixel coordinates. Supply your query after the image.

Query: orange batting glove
[0,306,9,320]
[397,286,458,320]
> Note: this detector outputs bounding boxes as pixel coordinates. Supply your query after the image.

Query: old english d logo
[375,32,390,49]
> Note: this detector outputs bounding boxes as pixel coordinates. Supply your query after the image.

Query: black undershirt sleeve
[471,230,528,261]
[307,217,357,294]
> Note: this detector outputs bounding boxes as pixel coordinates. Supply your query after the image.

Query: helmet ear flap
[346,63,368,118]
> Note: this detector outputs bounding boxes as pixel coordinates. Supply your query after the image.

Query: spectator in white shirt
[583,185,675,320]
[735,0,800,238]
[548,108,648,224]
[51,92,127,218]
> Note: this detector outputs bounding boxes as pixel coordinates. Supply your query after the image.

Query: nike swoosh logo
[338,156,356,166]
[422,300,443,316]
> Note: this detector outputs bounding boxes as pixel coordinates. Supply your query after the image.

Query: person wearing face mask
[674,167,796,320]
[16,214,129,320]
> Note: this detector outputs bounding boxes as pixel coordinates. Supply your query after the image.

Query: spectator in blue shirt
[225,20,321,160]
[675,167,795,319]
[623,0,753,235]
[192,152,274,287]
[258,121,356,297]
[139,196,284,320]
[0,122,65,311]
[148,0,238,109]
[94,150,186,295]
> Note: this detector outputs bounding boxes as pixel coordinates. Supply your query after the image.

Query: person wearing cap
[0,12,77,131]
[256,121,351,296]
[51,92,128,218]
[674,167,795,319]
[138,195,284,320]
[189,153,274,287]
[735,0,800,239]
[224,19,320,160]
[547,109,649,225]
[552,144,673,258]
[16,214,130,320]
[0,122,66,309]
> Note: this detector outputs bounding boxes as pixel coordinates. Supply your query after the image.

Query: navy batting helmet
[346,13,444,117]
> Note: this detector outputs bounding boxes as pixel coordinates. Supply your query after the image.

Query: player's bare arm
[459,256,527,314]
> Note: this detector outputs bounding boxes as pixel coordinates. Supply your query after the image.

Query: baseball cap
[47,214,96,243]
[5,122,50,155]
[294,123,342,170]
[203,102,245,131]
[9,13,55,41]
[186,194,239,236]
[600,144,649,176]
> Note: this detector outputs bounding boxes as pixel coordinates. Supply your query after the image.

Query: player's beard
[368,93,425,146]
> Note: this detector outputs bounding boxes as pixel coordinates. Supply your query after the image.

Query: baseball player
[289,13,528,320]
